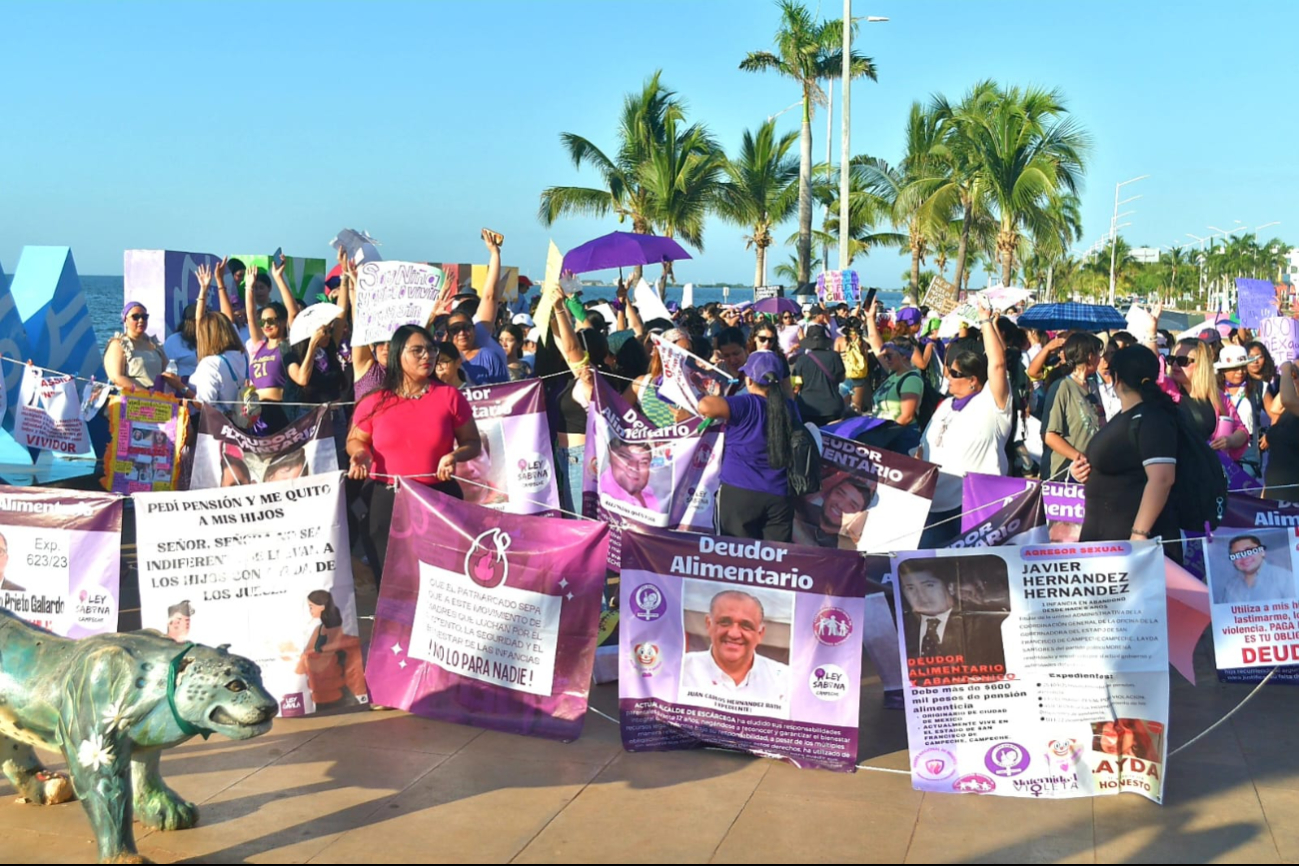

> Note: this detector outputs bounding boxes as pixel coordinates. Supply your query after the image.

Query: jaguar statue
[0,609,277,863]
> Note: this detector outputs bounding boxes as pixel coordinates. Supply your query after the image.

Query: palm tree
[956,85,1091,287]
[639,111,725,283]
[773,252,822,284]
[1025,193,1083,297]
[740,0,876,287]
[812,158,905,266]
[715,119,800,287]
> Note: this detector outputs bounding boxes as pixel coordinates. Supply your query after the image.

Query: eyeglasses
[405,344,434,358]
[447,323,473,336]
[259,318,280,327]
[129,313,149,322]
[1169,355,1195,368]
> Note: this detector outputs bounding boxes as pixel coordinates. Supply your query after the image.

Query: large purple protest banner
[619,526,868,772]
[961,474,1032,532]
[0,485,123,637]
[459,380,560,515]
[948,484,1046,549]
[367,482,610,741]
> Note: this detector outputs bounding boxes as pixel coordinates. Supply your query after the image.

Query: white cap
[526,327,541,344]
[512,313,536,328]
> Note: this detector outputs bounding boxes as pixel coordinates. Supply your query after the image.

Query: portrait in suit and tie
[898,556,1008,669]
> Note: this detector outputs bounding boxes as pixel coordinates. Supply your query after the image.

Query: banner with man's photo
[583,373,724,569]
[0,485,123,637]
[104,389,187,494]
[619,525,868,772]
[458,379,560,515]
[188,405,337,489]
[134,473,365,717]
[365,482,610,741]
[892,541,1169,802]
[794,432,939,553]
[650,334,733,416]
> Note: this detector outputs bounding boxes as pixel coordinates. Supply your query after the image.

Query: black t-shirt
[287,342,348,404]
[1265,414,1299,501]
[792,349,845,421]
[1178,396,1216,441]
[1081,403,1179,542]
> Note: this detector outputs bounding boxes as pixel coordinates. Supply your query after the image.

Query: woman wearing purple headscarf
[104,302,185,393]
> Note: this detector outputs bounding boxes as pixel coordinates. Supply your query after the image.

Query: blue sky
[1,0,1295,287]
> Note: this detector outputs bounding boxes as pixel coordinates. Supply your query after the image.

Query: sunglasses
[755,335,773,344]
[128,313,149,322]
[259,318,280,327]
[1169,355,1195,368]
[446,323,474,336]
[946,367,971,379]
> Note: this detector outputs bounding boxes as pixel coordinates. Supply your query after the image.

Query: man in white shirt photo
[679,590,789,718]
[1214,534,1295,605]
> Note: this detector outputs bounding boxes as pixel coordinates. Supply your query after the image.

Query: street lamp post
[1108,174,1148,306]
[839,6,887,274]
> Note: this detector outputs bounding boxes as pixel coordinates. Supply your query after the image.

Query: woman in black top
[1266,361,1299,502]
[791,324,845,427]
[1073,345,1179,555]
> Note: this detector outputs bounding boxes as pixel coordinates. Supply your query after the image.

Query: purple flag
[367,481,610,741]
[961,473,1033,532]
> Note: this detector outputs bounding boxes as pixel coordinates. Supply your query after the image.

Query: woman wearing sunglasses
[1168,338,1247,459]
[242,257,301,432]
[104,303,185,394]
[443,230,510,386]
[777,310,802,355]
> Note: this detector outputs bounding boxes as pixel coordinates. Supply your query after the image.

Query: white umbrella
[289,303,343,347]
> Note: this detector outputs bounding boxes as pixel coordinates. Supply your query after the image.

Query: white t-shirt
[162,332,198,379]
[920,378,1014,512]
[678,649,790,719]
[190,350,250,405]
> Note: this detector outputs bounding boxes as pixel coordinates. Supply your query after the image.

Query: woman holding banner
[347,325,481,581]
[698,352,800,542]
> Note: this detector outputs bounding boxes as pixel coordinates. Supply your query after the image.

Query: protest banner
[947,484,1047,549]
[754,285,783,302]
[1236,278,1280,330]
[134,473,365,716]
[103,390,185,494]
[892,541,1169,802]
[618,526,868,772]
[352,261,449,346]
[0,485,122,637]
[793,432,938,553]
[583,373,724,569]
[366,482,610,740]
[1203,527,1299,668]
[457,380,559,515]
[1260,316,1299,365]
[651,334,733,415]
[16,366,90,454]
[963,474,1081,542]
[816,270,859,306]
[189,405,336,489]
[922,275,960,316]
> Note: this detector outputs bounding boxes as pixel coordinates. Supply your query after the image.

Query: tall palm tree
[774,252,822,284]
[740,0,876,287]
[812,158,905,266]
[1025,193,1083,296]
[639,111,725,283]
[956,85,1091,286]
[715,119,800,287]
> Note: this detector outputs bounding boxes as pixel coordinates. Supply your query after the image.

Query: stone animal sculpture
[0,609,277,863]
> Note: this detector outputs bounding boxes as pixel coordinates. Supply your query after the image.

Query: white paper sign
[288,303,344,348]
[634,278,674,324]
[16,366,90,454]
[353,261,448,346]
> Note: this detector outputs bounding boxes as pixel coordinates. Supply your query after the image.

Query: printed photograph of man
[166,600,194,642]
[679,588,790,719]
[0,532,24,592]
[602,437,662,513]
[1210,532,1295,605]
[898,557,1008,668]
[793,470,877,550]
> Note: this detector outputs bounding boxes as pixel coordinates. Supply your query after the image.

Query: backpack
[787,422,823,498]
[220,354,262,430]
[897,370,944,432]
[1131,406,1228,533]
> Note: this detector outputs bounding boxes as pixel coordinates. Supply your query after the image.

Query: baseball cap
[512,313,535,328]
[526,327,540,343]
[739,350,785,384]
[896,306,923,327]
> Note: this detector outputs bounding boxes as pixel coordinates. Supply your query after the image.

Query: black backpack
[787,423,823,498]
[897,370,944,432]
[1131,407,1228,533]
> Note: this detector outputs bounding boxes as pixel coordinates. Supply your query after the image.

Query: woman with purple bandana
[104,302,185,393]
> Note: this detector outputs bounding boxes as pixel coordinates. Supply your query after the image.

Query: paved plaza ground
[5,579,1299,865]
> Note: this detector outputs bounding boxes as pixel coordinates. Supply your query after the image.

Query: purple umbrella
[753,297,800,317]
[562,231,693,274]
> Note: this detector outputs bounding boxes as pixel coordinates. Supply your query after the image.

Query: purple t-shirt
[720,393,802,496]
[462,322,509,386]
[248,340,287,390]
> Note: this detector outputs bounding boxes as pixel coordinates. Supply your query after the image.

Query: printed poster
[352,261,449,346]
[16,366,91,454]
[104,390,186,494]
[134,473,365,717]
[793,432,938,553]
[189,405,336,489]
[583,373,724,569]
[458,380,560,515]
[0,485,123,637]
[1204,527,1299,668]
[651,334,733,416]
[366,481,610,741]
[816,270,859,305]
[619,526,868,772]
[893,541,1169,802]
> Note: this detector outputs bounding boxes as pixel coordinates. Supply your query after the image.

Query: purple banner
[961,473,1033,532]
[618,526,868,772]
[947,485,1046,549]
[461,380,560,515]
[1236,278,1279,330]
[367,481,610,741]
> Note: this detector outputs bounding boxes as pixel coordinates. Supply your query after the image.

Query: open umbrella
[753,297,800,316]
[1016,302,1128,332]
[561,231,693,274]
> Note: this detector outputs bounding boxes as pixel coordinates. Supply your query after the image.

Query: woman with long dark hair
[347,325,481,581]
[242,258,301,432]
[1072,345,1179,548]
[296,589,367,707]
[698,352,801,541]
